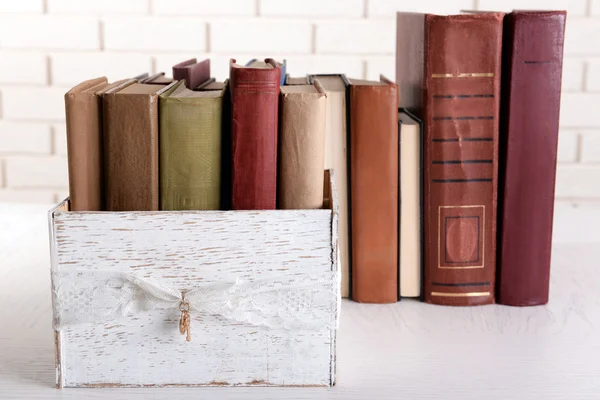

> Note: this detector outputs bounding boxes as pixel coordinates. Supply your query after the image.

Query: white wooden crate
[48,172,340,388]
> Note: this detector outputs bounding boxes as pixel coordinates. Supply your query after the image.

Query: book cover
[142,72,173,85]
[172,58,211,90]
[279,81,327,209]
[397,12,503,305]
[497,11,566,306]
[103,82,172,211]
[64,77,108,211]
[159,80,224,210]
[308,74,351,298]
[399,108,423,298]
[229,58,280,210]
[246,58,287,86]
[349,77,399,303]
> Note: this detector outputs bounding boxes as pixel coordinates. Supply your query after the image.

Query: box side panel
[49,199,68,388]
[326,169,339,386]
[53,209,335,387]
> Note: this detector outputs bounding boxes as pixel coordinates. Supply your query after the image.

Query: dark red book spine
[423,13,504,306]
[497,11,566,306]
[229,59,280,210]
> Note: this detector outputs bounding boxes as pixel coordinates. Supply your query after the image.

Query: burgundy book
[396,12,503,306]
[172,58,211,90]
[229,59,280,210]
[497,11,566,306]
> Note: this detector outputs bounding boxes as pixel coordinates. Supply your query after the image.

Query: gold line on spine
[431,73,494,78]
[431,291,491,297]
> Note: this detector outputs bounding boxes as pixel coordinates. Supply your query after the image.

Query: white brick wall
[0,0,597,206]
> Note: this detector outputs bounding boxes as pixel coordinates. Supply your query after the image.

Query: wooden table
[1,203,598,399]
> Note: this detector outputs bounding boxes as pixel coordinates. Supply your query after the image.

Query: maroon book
[497,11,566,306]
[172,58,211,90]
[396,12,503,306]
[229,59,280,210]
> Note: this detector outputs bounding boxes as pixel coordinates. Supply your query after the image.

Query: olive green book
[159,80,224,210]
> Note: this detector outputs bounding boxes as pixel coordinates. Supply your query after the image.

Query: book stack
[64,9,565,306]
[396,10,566,306]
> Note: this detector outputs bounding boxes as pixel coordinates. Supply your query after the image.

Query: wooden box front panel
[50,207,337,387]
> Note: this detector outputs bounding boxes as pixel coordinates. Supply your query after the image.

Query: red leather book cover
[497,11,566,306]
[229,59,280,210]
[399,13,503,306]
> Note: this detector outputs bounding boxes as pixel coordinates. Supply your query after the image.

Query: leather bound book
[229,59,280,210]
[399,109,424,298]
[103,82,172,211]
[397,12,503,306]
[64,77,108,211]
[172,58,211,90]
[497,11,566,306]
[350,77,399,303]
[246,59,287,86]
[308,74,351,298]
[278,81,327,209]
[159,81,224,210]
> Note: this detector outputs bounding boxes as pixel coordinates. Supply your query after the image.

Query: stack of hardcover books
[63,10,566,307]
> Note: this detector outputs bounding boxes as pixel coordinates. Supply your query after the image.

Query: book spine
[350,84,399,303]
[278,87,327,209]
[64,91,104,211]
[159,90,223,211]
[497,12,566,306]
[423,13,503,306]
[229,63,280,210]
[399,114,423,298]
[103,94,159,211]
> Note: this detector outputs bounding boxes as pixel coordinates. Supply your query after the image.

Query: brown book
[497,11,566,306]
[396,12,503,305]
[278,81,327,209]
[142,72,173,85]
[350,77,399,303]
[64,77,108,211]
[103,82,172,211]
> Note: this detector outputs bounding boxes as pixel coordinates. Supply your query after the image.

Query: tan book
[64,77,108,211]
[309,74,350,298]
[103,82,171,211]
[279,81,327,209]
[399,110,422,298]
[159,80,224,210]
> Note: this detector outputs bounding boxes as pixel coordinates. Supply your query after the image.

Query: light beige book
[399,111,422,297]
[313,75,350,298]
[279,82,327,209]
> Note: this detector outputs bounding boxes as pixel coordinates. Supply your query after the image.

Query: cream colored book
[399,110,422,297]
[311,75,350,298]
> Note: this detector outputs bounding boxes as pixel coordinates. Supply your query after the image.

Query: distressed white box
[49,172,340,388]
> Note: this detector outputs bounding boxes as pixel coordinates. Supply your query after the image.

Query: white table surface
[1,203,599,399]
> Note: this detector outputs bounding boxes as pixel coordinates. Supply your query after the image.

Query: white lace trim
[53,269,340,331]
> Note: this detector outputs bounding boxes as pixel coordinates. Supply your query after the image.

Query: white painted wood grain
[2,203,600,398]
[50,206,337,387]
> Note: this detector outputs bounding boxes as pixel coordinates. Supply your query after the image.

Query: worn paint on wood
[49,173,339,388]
